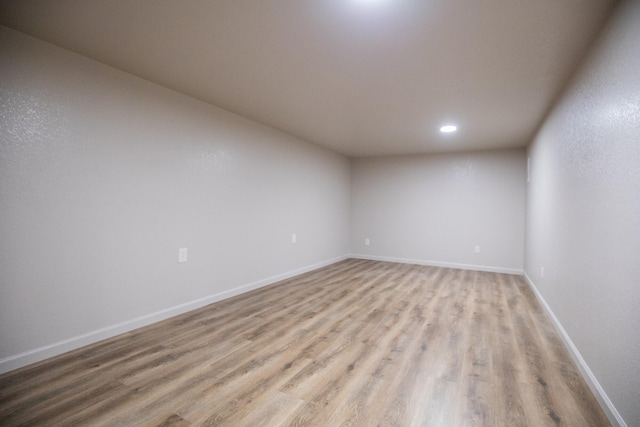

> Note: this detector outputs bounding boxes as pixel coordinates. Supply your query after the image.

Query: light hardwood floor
[0,259,611,426]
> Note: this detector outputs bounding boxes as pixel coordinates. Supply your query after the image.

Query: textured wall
[351,149,526,272]
[0,26,350,367]
[525,2,640,425]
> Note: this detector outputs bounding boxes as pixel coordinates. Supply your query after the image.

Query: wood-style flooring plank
[0,259,611,426]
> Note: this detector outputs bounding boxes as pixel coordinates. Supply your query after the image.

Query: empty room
[0,0,638,426]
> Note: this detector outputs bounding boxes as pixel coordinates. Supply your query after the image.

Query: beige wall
[0,26,351,372]
[350,149,526,273]
[525,2,640,425]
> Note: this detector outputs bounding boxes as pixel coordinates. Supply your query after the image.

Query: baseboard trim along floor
[523,272,626,427]
[349,253,523,275]
[0,255,349,375]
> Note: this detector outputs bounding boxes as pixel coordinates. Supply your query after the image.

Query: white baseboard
[349,253,523,275]
[0,255,348,375]
[523,272,626,427]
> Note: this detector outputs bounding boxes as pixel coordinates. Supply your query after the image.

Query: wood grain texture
[0,259,611,426]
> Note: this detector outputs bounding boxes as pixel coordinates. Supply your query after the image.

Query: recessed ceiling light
[440,125,457,133]
[353,0,389,4]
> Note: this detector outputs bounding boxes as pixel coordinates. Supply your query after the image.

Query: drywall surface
[0,26,350,368]
[351,149,525,272]
[525,2,640,425]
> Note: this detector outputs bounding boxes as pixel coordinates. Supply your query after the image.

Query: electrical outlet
[292,234,297,244]
[541,266,544,277]
[365,238,370,246]
[474,245,481,253]
[179,248,188,263]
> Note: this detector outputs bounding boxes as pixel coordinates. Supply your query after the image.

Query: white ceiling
[0,0,617,157]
